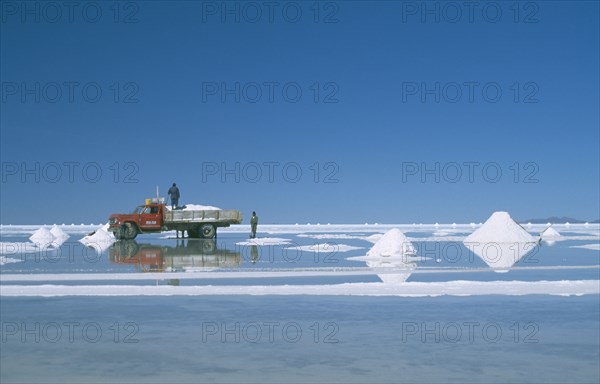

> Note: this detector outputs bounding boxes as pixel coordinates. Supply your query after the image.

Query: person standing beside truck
[250,211,258,239]
[168,182,180,210]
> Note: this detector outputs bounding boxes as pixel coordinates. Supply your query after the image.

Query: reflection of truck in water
[109,240,241,272]
[107,198,243,240]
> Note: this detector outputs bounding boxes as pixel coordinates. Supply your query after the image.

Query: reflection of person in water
[250,245,258,264]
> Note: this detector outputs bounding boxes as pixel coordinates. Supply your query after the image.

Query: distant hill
[521,217,599,224]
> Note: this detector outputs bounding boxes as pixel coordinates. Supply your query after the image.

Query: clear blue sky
[1,1,599,224]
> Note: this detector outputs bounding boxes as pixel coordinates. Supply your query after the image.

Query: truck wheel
[200,224,216,239]
[121,223,138,240]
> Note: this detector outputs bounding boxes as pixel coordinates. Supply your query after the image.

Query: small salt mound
[50,225,69,239]
[367,228,415,257]
[541,226,561,239]
[463,211,538,271]
[79,224,115,253]
[360,230,418,284]
[50,225,70,247]
[540,226,561,246]
[29,227,55,247]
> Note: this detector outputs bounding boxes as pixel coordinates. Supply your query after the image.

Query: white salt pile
[363,228,417,284]
[29,227,55,247]
[50,225,70,247]
[540,226,561,246]
[464,212,536,244]
[166,204,221,211]
[367,228,416,257]
[50,225,69,239]
[463,211,539,272]
[79,223,115,253]
[541,226,561,239]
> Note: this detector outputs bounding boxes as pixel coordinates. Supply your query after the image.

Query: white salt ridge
[236,237,292,246]
[297,234,363,240]
[0,256,23,266]
[285,244,364,253]
[366,228,415,257]
[29,227,55,247]
[0,242,40,255]
[463,212,539,272]
[3,280,597,297]
[570,243,600,251]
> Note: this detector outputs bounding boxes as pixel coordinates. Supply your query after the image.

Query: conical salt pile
[463,211,538,272]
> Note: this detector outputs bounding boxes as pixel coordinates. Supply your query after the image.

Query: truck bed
[163,209,243,225]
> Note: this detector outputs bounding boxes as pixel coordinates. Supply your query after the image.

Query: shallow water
[1,224,598,383]
[1,295,599,383]
[1,225,599,283]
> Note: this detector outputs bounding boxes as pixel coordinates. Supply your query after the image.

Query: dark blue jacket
[168,186,180,199]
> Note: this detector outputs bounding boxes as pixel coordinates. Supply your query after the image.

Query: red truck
[108,198,243,240]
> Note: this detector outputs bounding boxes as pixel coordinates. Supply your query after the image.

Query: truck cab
[133,204,162,231]
[108,199,167,240]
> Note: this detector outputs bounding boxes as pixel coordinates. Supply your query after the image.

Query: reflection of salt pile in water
[29,227,55,247]
[365,258,417,284]
[50,225,70,247]
[540,226,561,246]
[364,228,417,284]
[463,211,539,272]
[79,224,115,252]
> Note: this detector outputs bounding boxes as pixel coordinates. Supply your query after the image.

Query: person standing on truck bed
[168,182,180,210]
[250,211,258,239]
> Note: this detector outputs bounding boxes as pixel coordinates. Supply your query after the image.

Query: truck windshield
[132,206,145,214]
